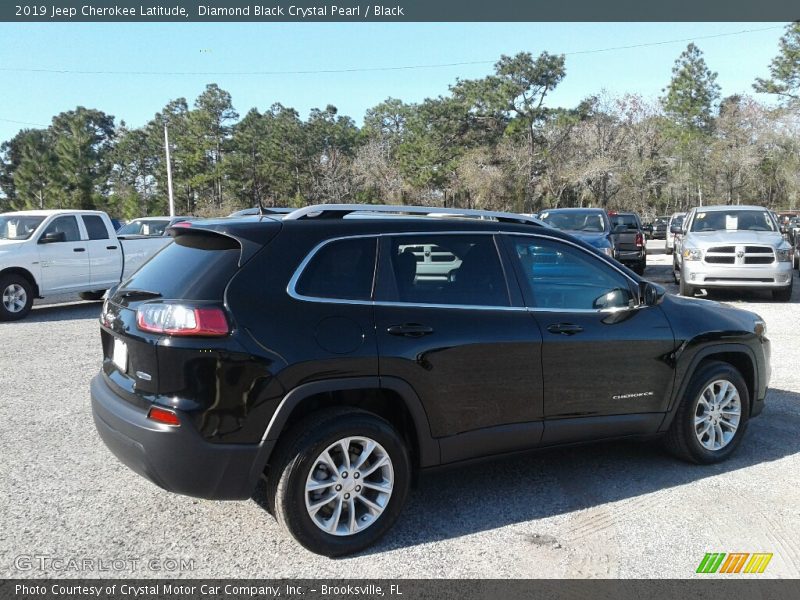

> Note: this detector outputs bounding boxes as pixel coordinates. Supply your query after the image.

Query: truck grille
[703,245,774,266]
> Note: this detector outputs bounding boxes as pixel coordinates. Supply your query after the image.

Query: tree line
[2,23,800,219]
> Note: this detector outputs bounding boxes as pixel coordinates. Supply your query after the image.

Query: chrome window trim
[286,230,641,313]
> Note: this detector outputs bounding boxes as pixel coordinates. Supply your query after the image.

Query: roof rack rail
[283,204,544,226]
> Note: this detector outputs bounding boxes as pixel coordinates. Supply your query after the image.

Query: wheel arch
[259,376,439,471]
[0,267,40,297]
[660,343,758,432]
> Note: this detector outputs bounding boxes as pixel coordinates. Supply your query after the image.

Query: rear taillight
[171,221,192,228]
[136,304,230,337]
[635,232,644,247]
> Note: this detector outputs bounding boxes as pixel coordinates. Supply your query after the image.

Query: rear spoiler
[168,220,281,266]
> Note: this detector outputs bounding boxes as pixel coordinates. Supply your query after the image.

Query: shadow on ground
[252,388,800,554]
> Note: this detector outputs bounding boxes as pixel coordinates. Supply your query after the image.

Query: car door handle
[106,245,118,250]
[546,323,584,336]
[73,247,86,253]
[387,324,434,337]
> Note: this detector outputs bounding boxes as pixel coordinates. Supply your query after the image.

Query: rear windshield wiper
[118,289,162,300]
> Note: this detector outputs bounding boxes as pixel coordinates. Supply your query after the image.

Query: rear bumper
[682,262,793,288]
[615,249,646,263]
[91,374,272,500]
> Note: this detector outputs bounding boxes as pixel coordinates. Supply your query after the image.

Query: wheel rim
[694,379,741,451]
[2,284,27,313]
[305,436,394,537]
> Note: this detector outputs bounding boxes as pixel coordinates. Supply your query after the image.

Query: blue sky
[0,22,787,143]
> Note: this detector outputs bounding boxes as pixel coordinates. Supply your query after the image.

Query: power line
[0,117,48,127]
[0,25,784,77]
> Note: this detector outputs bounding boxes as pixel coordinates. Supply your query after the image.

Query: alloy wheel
[304,436,394,536]
[2,284,27,313]
[694,379,742,451]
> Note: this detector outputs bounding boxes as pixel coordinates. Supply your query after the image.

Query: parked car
[116,216,197,237]
[673,205,793,301]
[607,211,647,274]
[785,216,800,246]
[91,203,770,557]
[650,216,669,240]
[0,210,172,320]
[665,212,686,255]
[536,208,616,258]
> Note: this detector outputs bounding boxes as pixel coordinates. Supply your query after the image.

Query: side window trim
[288,232,526,311]
[289,235,379,303]
[501,232,640,313]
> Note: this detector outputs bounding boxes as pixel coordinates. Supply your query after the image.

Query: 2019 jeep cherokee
[91,204,771,556]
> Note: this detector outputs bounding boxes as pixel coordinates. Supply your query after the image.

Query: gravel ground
[1,240,798,579]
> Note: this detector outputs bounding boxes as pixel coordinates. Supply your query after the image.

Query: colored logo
[696,552,773,574]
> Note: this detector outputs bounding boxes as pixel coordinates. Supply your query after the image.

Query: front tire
[679,273,695,297]
[665,361,749,464]
[0,274,34,321]
[267,408,411,557]
[772,280,792,302]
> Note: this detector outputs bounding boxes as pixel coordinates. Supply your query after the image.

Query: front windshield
[539,211,607,233]
[690,210,777,233]
[117,219,168,236]
[0,215,46,240]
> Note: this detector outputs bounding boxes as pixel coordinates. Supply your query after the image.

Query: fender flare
[659,342,758,432]
[255,375,439,468]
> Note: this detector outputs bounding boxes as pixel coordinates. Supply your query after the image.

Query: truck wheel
[634,261,646,276]
[664,361,749,464]
[0,274,34,321]
[679,274,695,297]
[79,290,106,301]
[772,280,792,302]
[266,408,411,557]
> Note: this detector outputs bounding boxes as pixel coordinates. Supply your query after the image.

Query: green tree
[661,43,720,134]
[754,22,800,102]
[0,129,58,210]
[50,107,116,210]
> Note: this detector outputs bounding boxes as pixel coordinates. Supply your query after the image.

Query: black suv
[91,204,771,557]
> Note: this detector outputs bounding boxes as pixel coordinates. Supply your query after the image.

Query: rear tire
[266,408,411,557]
[634,261,646,276]
[79,290,106,301]
[0,274,34,321]
[664,360,749,464]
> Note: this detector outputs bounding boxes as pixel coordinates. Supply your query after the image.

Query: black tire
[772,280,792,302]
[79,290,106,301]
[266,408,411,557]
[633,261,646,276]
[0,274,34,321]
[679,273,695,297]
[664,360,750,464]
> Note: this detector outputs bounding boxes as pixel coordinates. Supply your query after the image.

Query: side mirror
[670,224,682,234]
[39,231,66,244]
[640,281,665,306]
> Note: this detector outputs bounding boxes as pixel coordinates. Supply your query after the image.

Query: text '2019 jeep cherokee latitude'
[91,204,771,556]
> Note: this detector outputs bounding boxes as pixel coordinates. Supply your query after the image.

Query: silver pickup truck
[673,205,793,301]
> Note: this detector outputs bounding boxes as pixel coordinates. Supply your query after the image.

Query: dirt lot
[1,240,798,578]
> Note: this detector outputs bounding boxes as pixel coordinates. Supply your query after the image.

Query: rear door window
[295,237,377,301]
[82,215,109,240]
[386,234,509,307]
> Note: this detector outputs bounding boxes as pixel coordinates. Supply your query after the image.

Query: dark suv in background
[91,204,771,556]
[608,211,647,275]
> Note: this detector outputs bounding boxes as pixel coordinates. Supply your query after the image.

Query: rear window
[118,232,240,300]
[296,237,377,301]
[610,214,638,229]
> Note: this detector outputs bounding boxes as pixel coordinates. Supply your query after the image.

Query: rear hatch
[100,219,281,408]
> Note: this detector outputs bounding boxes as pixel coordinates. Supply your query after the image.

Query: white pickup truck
[0,209,173,320]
